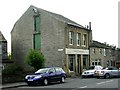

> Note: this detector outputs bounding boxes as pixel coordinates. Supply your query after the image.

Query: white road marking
[79,86,88,88]
[105,80,113,83]
[97,81,106,85]
[97,80,113,85]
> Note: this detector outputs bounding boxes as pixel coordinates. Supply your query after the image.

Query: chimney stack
[89,22,91,30]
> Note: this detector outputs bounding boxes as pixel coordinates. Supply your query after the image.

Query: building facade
[0,31,8,61]
[90,41,116,67]
[11,5,92,74]
[0,31,11,69]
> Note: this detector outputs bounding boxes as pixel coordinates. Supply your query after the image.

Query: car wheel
[43,78,48,85]
[81,76,84,79]
[104,73,110,79]
[60,76,65,83]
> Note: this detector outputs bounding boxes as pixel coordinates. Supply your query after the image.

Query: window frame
[69,31,74,45]
[34,15,40,32]
[77,33,81,46]
[83,34,87,47]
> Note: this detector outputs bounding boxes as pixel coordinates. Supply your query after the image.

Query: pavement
[1,82,27,89]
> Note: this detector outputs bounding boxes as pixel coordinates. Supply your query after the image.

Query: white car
[82,65,103,78]
[94,66,120,79]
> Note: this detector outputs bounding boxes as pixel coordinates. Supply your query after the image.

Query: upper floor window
[83,34,87,47]
[0,44,2,54]
[92,48,96,54]
[77,33,81,46]
[99,49,102,54]
[34,15,40,32]
[109,50,112,56]
[69,31,74,45]
[104,49,106,56]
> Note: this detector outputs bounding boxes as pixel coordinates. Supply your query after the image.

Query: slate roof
[90,40,110,49]
[0,31,7,42]
[11,5,91,33]
[32,5,87,29]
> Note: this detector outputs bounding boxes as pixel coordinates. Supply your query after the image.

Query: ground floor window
[68,55,75,71]
[92,59,101,66]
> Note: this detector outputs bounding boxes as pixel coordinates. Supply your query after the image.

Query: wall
[11,6,35,70]
[40,10,66,67]
[11,6,66,70]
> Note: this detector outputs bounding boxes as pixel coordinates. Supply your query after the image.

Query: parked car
[81,65,103,78]
[94,66,120,79]
[25,67,66,86]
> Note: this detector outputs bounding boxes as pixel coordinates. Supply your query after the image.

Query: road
[3,77,120,90]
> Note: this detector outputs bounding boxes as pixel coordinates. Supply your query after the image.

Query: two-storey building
[90,40,116,67]
[11,5,92,74]
[0,31,12,69]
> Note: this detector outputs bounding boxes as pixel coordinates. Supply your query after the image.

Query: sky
[0,0,119,53]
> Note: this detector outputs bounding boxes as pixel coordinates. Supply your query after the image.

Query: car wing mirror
[49,71,53,74]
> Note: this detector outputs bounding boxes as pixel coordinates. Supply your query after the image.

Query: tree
[25,49,45,70]
[8,52,13,60]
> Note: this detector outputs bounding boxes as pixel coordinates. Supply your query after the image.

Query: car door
[118,69,120,77]
[109,67,118,77]
[55,68,62,80]
[112,67,120,77]
[48,68,56,82]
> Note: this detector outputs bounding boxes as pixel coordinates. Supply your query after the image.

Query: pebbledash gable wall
[11,5,67,70]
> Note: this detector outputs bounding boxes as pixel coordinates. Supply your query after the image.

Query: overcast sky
[0,0,119,53]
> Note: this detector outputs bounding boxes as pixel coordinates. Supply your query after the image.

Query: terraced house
[0,31,11,69]
[90,41,116,68]
[11,5,92,75]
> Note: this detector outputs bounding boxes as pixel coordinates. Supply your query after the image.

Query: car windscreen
[86,66,95,70]
[35,68,49,74]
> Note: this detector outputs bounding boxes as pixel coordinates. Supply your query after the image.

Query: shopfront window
[69,55,75,71]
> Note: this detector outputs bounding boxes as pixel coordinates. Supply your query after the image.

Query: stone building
[0,31,11,69]
[90,40,116,67]
[11,5,92,74]
[115,48,120,68]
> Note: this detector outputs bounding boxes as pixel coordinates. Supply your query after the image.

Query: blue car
[25,67,66,86]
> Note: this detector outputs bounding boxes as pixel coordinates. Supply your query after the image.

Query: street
[3,77,120,90]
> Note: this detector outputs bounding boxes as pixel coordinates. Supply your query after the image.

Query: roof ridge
[33,5,85,28]
[0,31,7,41]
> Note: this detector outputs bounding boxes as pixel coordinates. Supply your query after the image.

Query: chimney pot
[89,22,91,30]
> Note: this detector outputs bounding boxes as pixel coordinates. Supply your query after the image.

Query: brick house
[11,5,92,74]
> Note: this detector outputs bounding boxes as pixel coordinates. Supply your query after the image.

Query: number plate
[28,79,33,81]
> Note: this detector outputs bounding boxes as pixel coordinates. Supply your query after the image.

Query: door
[108,67,118,77]
[112,67,120,77]
[48,68,56,82]
[55,67,62,81]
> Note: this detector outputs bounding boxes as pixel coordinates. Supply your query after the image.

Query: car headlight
[25,75,29,79]
[34,75,42,79]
